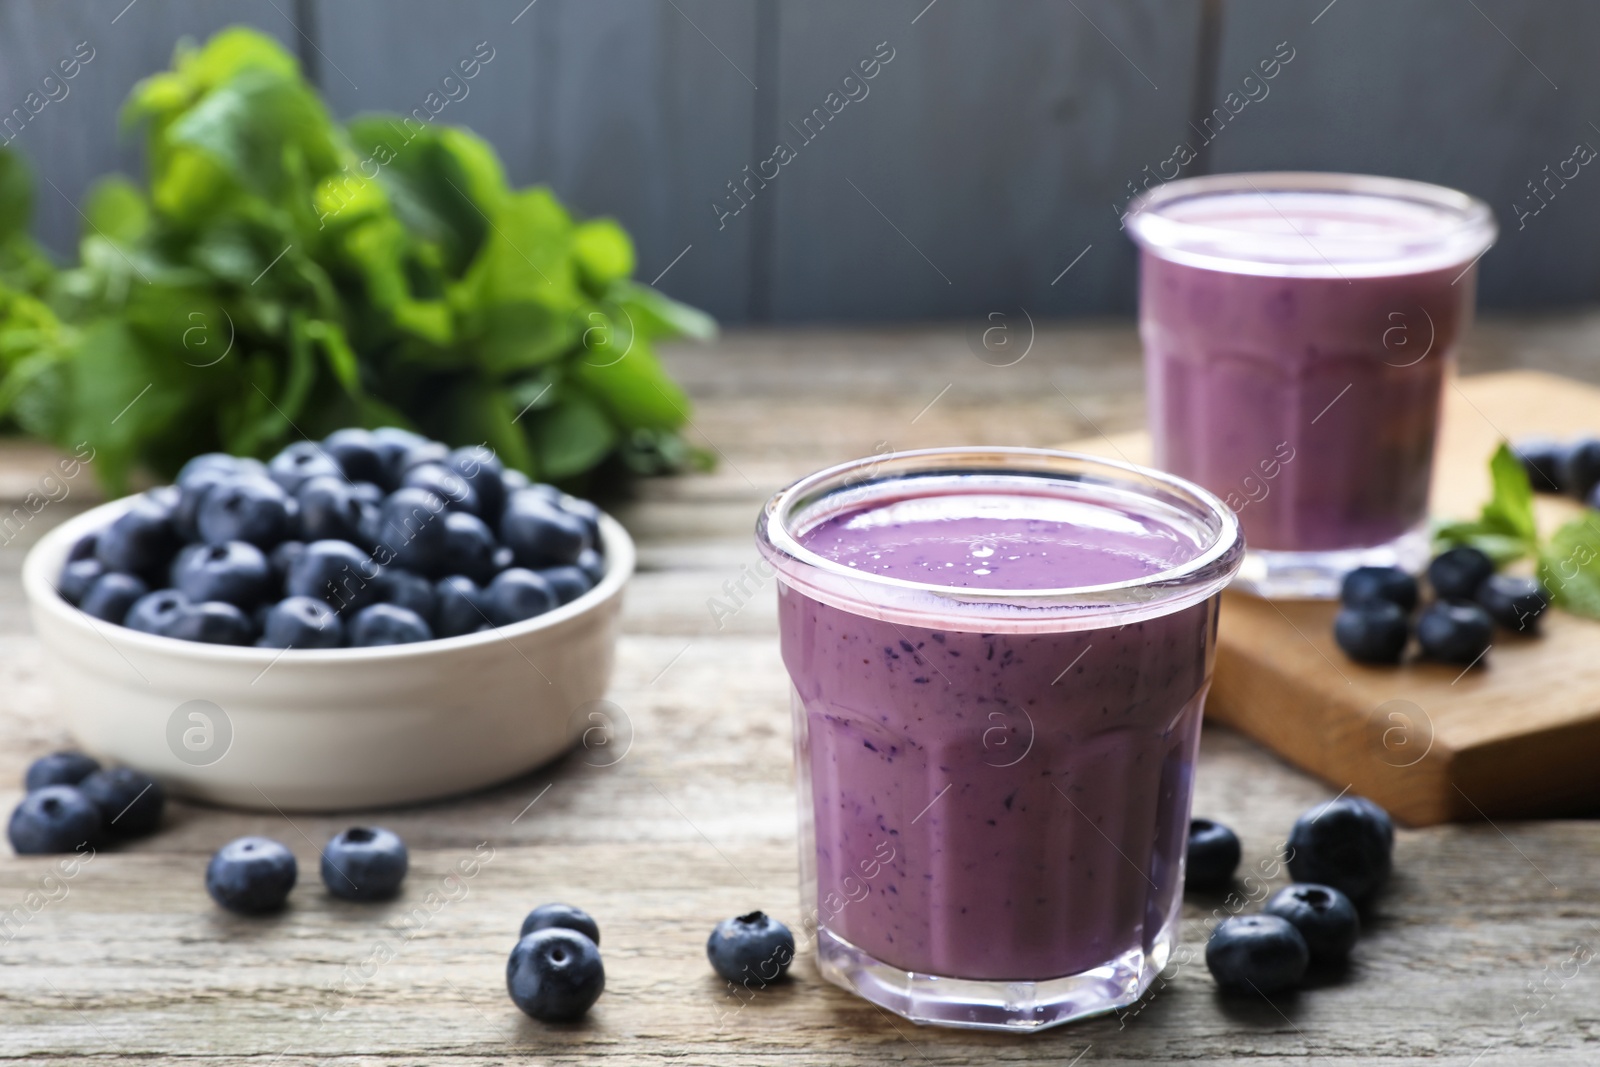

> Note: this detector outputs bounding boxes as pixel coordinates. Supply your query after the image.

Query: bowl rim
[23,494,635,663]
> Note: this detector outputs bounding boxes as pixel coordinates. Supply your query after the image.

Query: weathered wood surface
[6,1,1600,319]
[2,321,1600,1063]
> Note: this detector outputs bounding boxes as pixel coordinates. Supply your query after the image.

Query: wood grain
[1,327,1599,1064]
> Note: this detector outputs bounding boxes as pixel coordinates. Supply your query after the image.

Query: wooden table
[4,320,1600,1065]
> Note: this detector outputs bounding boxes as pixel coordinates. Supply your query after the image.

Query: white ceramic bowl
[21,496,633,811]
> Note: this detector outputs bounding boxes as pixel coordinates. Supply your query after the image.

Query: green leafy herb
[1432,442,1539,565]
[1536,514,1600,619]
[0,27,713,491]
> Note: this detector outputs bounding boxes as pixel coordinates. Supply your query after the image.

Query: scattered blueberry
[171,541,273,608]
[348,603,433,646]
[1339,566,1418,612]
[1264,884,1360,962]
[59,558,106,605]
[197,477,292,549]
[507,927,605,1022]
[1205,915,1309,993]
[1185,818,1241,889]
[1286,795,1394,902]
[1560,438,1600,500]
[321,826,408,901]
[521,903,601,945]
[78,572,149,623]
[706,911,795,986]
[1333,601,1409,665]
[487,568,558,625]
[206,836,297,914]
[125,589,189,634]
[433,575,489,637]
[1513,437,1566,493]
[95,498,181,580]
[163,601,255,645]
[260,596,344,649]
[1416,601,1493,665]
[501,491,589,568]
[1476,574,1551,634]
[286,540,380,614]
[78,766,164,838]
[24,751,101,792]
[1427,546,1495,601]
[7,785,103,854]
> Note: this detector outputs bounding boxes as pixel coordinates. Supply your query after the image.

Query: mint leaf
[1537,514,1600,619]
[1433,442,1539,564]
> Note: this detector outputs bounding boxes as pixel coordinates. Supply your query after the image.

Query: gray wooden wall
[2,0,1597,323]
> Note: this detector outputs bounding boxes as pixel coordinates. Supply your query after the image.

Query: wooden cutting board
[1066,369,1600,827]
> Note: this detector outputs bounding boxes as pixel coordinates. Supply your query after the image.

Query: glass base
[1232,526,1430,600]
[814,923,1174,1032]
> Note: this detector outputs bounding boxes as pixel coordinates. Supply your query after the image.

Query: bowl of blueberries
[21,427,634,811]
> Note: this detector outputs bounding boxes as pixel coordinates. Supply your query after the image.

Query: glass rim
[1124,171,1497,278]
[757,447,1245,630]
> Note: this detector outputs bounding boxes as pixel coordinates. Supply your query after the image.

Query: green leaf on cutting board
[1536,513,1600,619]
[1432,442,1539,565]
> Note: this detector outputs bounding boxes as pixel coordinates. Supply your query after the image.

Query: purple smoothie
[1128,175,1495,556]
[778,487,1217,981]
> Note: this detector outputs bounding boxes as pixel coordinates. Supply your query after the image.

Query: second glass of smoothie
[758,448,1243,1030]
[1125,172,1496,598]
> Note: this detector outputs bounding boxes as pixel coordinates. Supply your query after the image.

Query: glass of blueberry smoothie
[1125,172,1496,598]
[757,447,1243,1030]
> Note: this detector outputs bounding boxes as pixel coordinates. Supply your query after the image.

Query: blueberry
[1513,437,1566,493]
[706,911,795,986]
[269,540,306,582]
[501,491,589,568]
[433,576,489,637]
[1205,915,1308,993]
[173,466,236,541]
[177,452,248,487]
[7,786,103,854]
[1286,795,1394,902]
[296,475,368,543]
[348,603,432,646]
[322,428,385,484]
[1560,438,1600,500]
[538,566,593,606]
[372,428,446,489]
[493,545,515,572]
[1475,573,1550,634]
[197,477,292,549]
[260,596,344,648]
[321,826,408,901]
[375,568,436,620]
[501,468,531,495]
[163,601,255,645]
[59,558,106,605]
[1185,818,1241,889]
[125,589,189,634]
[376,487,449,572]
[520,902,601,945]
[1339,566,1418,612]
[558,496,602,542]
[286,540,381,614]
[206,836,297,914]
[79,573,150,623]
[1427,546,1495,601]
[67,533,99,562]
[1333,601,1409,665]
[404,463,480,515]
[24,752,100,792]
[576,548,605,586]
[349,481,384,505]
[440,511,500,584]
[506,928,605,1022]
[1264,884,1360,962]
[487,568,557,626]
[171,541,273,608]
[1416,601,1493,665]
[78,766,164,838]
[447,445,506,522]
[267,440,344,495]
[95,498,181,580]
